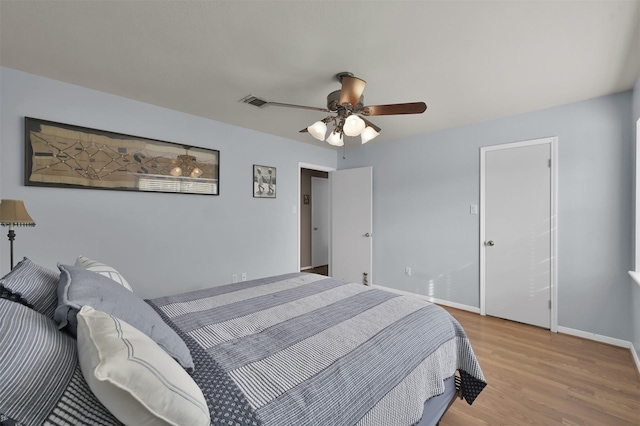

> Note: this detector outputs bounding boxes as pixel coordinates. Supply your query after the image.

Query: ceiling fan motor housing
[327,90,364,112]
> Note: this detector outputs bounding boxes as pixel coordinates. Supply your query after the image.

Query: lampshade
[360,126,380,144]
[0,200,35,228]
[343,115,366,137]
[307,121,327,141]
[326,130,344,146]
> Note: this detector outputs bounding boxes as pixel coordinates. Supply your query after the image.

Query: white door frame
[480,137,558,332]
[298,162,336,272]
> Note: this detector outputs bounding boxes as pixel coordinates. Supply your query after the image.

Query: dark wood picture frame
[253,165,276,198]
[24,117,220,195]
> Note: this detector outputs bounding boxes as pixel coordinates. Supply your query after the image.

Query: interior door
[311,177,329,267]
[330,167,373,285]
[483,142,552,329]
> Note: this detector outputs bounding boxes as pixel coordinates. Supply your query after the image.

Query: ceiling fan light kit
[307,120,328,140]
[360,126,380,144]
[246,72,426,147]
[326,130,344,146]
[343,114,366,137]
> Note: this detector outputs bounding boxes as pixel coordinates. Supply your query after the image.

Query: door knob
[314,227,318,230]
[364,233,371,237]
[487,240,495,246]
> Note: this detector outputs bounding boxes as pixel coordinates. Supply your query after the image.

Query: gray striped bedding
[1,272,485,426]
[150,272,487,426]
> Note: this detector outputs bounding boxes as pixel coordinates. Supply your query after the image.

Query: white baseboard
[557,326,640,377]
[375,285,640,377]
[632,343,640,379]
[374,285,480,314]
[556,326,630,348]
[300,266,313,271]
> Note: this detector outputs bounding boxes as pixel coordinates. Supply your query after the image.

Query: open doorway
[300,167,329,275]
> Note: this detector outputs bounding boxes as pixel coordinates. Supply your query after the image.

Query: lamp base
[7,229,15,270]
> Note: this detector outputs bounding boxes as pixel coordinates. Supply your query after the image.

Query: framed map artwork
[24,117,219,195]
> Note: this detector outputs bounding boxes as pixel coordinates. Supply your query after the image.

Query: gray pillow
[0,298,77,424]
[54,264,194,371]
[0,257,58,318]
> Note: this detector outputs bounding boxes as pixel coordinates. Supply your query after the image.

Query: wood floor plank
[439,307,640,425]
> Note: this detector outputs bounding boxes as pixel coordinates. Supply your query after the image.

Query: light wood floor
[302,265,329,276]
[439,307,640,426]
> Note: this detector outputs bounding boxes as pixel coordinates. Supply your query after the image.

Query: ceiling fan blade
[361,102,427,116]
[360,116,381,132]
[266,101,331,113]
[339,76,366,108]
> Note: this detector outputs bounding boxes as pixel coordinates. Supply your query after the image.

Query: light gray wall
[632,74,640,361]
[0,67,337,298]
[2,66,636,345]
[635,74,640,123]
[340,91,634,341]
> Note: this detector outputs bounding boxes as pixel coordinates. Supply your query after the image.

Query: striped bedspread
[149,273,486,426]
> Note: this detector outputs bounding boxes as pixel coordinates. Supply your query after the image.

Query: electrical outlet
[232,274,238,283]
[405,267,412,276]
[241,272,247,281]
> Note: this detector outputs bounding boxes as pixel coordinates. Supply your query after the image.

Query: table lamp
[0,200,35,270]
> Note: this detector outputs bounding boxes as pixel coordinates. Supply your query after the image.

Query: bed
[0,257,486,426]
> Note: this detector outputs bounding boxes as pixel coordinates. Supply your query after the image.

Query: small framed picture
[303,194,310,204]
[253,165,276,198]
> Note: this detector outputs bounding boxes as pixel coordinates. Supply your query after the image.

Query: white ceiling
[1,1,640,148]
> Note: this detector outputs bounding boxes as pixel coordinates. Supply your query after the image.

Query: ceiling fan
[255,72,427,146]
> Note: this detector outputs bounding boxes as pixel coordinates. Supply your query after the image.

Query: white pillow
[76,306,210,426]
[75,256,133,291]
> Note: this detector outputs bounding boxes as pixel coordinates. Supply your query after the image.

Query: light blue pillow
[54,264,194,371]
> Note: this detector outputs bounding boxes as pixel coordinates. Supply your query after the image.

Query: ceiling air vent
[240,95,268,108]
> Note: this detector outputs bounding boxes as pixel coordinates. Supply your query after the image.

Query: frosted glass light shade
[343,115,366,137]
[326,130,344,146]
[360,126,379,144]
[307,121,327,140]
